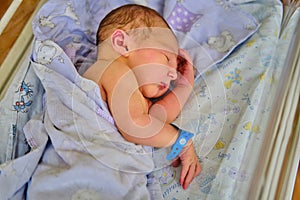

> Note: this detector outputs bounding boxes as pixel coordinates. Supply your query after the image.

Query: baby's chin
[145,88,169,99]
[140,84,170,99]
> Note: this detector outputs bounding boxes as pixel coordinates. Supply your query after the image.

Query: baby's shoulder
[83,60,130,82]
[101,61,137,90]
[107,61,132,77]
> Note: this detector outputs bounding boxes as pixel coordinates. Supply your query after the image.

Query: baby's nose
[167,68,177,80]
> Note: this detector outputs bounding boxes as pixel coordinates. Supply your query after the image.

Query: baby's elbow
[118,128,152,146]
[115,114,164,146]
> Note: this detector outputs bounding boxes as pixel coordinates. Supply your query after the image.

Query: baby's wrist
[183,139,193,150]
[166,128,194,160]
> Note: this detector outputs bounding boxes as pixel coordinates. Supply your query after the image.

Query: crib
[0,0,299,199]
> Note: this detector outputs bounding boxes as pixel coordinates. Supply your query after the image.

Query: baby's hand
[174,49,194,87]
[172,141,201,190]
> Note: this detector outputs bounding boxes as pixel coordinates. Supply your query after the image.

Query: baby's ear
[111,29,129,56]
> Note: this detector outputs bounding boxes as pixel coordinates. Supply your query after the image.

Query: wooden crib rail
[0,0,47,99]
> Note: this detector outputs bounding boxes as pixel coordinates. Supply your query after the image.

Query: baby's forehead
[130,27,179,54]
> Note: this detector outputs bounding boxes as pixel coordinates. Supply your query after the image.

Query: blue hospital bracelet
[166,129,194,161]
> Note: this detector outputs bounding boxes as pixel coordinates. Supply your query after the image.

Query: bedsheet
[159,2,300,200]
[0,0,299,199]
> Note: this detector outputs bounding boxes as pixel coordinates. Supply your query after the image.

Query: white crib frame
[249,13,300,199]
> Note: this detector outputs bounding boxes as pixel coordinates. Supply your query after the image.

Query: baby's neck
[97,42,120,61]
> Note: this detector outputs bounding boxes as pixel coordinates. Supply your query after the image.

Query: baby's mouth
[159,82,168,90]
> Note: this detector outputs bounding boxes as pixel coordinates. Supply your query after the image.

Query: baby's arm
[149,49,194,123]
[104,56,200,189]
[105,62,179,148]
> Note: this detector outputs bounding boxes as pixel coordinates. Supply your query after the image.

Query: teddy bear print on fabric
[35,40,64,65]
[208,30,236,53]
[167,2,202,32]
[38,2,79,29]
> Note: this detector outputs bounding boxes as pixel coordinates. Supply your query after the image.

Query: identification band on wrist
[166,129,194,161]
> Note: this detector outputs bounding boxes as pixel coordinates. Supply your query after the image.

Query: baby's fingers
[179,163,189,187]
[181,163,196,190]
[172,158,180,167]
[195,161,202,177]
[178,49,192,64]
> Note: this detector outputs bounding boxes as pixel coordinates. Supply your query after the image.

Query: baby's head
[97,4,171,45]
[97,4,181,99]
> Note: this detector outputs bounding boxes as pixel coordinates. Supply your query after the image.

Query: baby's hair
[96,4,171,45]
